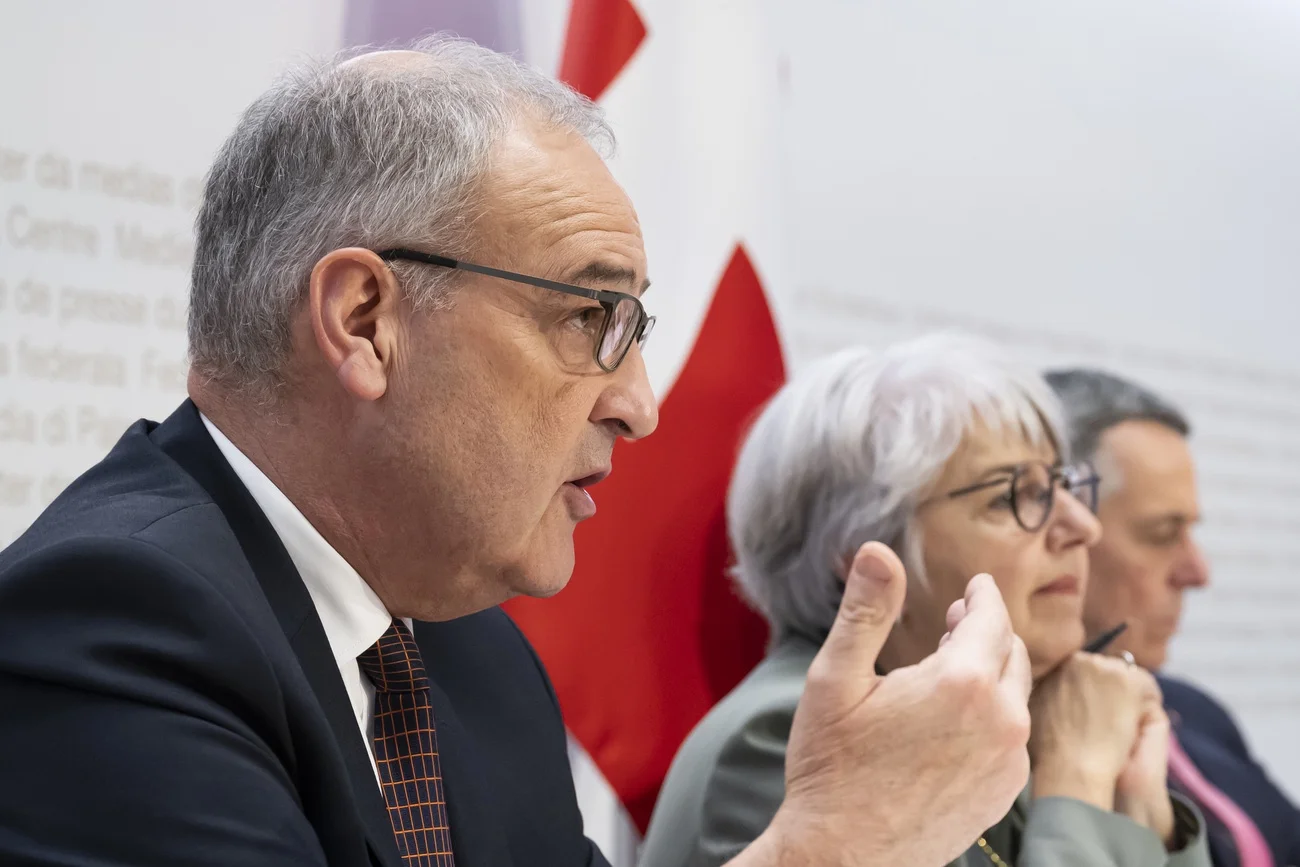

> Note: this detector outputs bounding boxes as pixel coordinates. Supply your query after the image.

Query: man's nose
[1171,538,1210,590]
[593,343,659,440]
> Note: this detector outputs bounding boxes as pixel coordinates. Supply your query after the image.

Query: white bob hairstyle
[727,331,1068,643]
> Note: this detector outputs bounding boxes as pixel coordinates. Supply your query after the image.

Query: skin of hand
[1113,671,1176,845]
[734,542,1033,867]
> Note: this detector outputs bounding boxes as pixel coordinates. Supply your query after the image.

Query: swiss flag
[504,0,790,857]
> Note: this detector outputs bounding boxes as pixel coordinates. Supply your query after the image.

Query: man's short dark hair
[1044,368,1191,464]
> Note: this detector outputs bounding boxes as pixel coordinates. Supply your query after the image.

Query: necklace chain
[976,836,1010,867]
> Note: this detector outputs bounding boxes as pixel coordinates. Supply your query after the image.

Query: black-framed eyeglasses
[377,248,656,373]
[945,460,1100,533]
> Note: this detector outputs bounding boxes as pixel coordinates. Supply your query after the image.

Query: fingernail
[856,551,892,587]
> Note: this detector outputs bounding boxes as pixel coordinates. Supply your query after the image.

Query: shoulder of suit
[1158,673,1245,743]
[1158,673,1223,713]
[2,418,219,570]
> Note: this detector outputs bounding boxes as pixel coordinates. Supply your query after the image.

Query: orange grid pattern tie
[358,620,455,866]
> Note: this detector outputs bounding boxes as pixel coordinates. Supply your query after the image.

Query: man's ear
[307,248,404,401]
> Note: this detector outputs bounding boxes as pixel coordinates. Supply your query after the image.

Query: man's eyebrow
[1140,512,1199,528]
[564,261,651,297]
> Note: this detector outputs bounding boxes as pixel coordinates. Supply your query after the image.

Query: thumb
[810,541,907,688]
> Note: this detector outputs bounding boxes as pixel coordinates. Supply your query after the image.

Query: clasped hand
[1029,652,1176,844]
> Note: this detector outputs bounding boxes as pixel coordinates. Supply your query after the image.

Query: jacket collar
[152,400,404,867]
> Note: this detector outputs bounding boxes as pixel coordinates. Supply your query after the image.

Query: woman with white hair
[640,333,1211,867]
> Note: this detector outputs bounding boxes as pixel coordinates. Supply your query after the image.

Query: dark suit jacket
[0,400,608,867]
[1160,674,1300,867]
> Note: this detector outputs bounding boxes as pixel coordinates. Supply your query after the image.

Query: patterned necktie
[358,619,455,866]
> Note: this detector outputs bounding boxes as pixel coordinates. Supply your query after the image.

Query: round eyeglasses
[945,461,1100,533]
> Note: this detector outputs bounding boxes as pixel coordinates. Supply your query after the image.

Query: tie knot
[358,619,428,693]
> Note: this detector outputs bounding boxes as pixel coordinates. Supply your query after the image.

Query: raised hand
[742,542,1032,867]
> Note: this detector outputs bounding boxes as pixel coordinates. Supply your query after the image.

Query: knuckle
[1104,656,1130,675]
[1062,652,1091,675]
[1003,703,1032,748]
[939,660,995,704]
[836,596,892,631]
[1085,655,1125,682]
[1081,652,1111,671]
[803,658,837,693]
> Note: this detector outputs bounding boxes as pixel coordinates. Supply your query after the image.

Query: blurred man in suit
[1048,369,1300,867]
[0,37,1036,867]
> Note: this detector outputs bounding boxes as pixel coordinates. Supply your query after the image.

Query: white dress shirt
[201,413,400,782]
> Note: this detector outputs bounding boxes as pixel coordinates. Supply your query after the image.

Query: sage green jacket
[640,636,1211,867]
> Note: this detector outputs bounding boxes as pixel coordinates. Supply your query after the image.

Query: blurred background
[2,1,1298,862]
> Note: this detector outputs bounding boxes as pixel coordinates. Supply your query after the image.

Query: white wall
[0,0,344,535]
[770,0,1300,799]
[1,0,1297,814]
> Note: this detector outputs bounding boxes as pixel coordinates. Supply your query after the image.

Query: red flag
[507,246,782,829]
[505,0,789,847]
[557,0,647,101]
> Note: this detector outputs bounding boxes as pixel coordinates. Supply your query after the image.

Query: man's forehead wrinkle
[502,181,582,224]
[545,209,636,241]
[506,177,624,219]
[487,123,641,236]
[502,190,641,255]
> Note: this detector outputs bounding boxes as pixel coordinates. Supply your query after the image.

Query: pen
[1082,621,1128,654]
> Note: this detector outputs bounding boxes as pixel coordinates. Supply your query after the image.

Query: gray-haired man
[0,38,1032,866]
[1047,368,1300,866]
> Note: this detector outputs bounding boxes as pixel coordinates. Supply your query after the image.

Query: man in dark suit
[0,37,1040,866]
[1160,676,1300,867]
[1048,369,1300,867]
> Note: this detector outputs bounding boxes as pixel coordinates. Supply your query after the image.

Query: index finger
[940,573,1013,671]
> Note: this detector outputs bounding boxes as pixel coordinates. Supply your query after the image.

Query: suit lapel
[154,400,404,867]
[289,621,404,867]
[412,618,518,867]
[421,671,515,867]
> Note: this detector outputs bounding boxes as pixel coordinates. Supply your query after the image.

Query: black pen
[1082,621,1128,654]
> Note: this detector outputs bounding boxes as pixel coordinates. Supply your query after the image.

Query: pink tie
[1167,731,1274,867]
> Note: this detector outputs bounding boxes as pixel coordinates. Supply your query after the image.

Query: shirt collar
[199,413,393,671]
